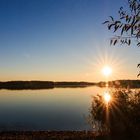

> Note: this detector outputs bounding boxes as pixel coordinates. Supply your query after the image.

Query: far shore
[0,80,139,90]
[0,131,105,140]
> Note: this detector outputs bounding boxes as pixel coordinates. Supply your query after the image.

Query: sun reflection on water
[104,91,111,104]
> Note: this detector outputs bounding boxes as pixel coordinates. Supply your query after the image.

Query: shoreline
[0,130,97,140]
[0,80,140,90]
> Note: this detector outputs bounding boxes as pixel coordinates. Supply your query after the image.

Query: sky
[0,0,139,82]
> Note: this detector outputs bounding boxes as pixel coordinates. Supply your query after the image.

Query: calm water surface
[0,86,105,131]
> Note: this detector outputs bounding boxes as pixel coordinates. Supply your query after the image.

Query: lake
[0,86,106,131]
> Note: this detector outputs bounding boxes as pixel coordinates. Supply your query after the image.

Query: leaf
[109,16,114,21]
[110,39,113,45]
[131,15,136,25]
[128,16,132,23]
[121,26,125,35]
[121,39,125,45]
[136,30,140,38]
[115,21,121,24]
[125,39,128,44]
[137,42,140,47]
[133,18,139,27]
[102,21,109,24]
[108,24,115,30]
[137,64,140,68]
[114,25,119,32]
[128,39,131,45]
[119,23,123,28]
[126,24,131,32]
[113,39,118,45]
[131,26,134,35]
[136,11,140,17]
[120,16,125,19]
[126,15,129,22]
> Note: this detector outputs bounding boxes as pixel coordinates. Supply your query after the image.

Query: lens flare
[104,92,111,103]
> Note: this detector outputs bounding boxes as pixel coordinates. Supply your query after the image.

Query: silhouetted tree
[89,90,140,140]
[103,0,140,76]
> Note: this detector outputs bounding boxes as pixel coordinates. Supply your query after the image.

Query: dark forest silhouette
[0,80,139,90]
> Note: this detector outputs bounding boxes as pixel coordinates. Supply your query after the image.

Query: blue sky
[0,0,139,82]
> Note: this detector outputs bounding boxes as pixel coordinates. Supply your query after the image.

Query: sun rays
[82,44,125,82]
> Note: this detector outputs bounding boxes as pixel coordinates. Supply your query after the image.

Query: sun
[102,66,112,77]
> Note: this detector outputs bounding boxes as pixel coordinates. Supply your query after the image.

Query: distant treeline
[97,80,140,88]
[55,82,95,87]
[0,80,139,90]
[0,81,54,90]
[0,81,95,90]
